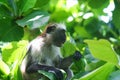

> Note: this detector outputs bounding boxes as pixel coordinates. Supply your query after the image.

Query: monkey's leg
[26,63,63,80]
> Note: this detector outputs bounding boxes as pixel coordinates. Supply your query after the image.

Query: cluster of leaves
[0,0,120,80]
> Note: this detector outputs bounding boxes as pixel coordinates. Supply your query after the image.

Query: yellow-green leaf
[84,39,119,65]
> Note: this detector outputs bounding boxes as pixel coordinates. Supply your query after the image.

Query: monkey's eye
[46,26,56,33]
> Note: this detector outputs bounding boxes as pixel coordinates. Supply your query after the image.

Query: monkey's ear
[46,26,56,33]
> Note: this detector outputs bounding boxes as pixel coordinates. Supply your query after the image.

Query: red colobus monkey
[20,23,82,80]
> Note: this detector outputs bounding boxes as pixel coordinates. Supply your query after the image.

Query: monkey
[20,23,82,80]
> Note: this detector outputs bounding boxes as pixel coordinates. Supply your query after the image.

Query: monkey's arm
[58,51,82,80]
[59,51,82,69]
[26,62,63,80]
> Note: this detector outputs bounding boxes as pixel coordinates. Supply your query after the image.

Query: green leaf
[38,70,56,80]
[16,10,50,29]
[2,40,28,65]
[19,0,37,14]
[88,0,108,9]
[74,26,91,38]
[50,10,70,22]
[109,70,120,80]
[112,0,120,29]
[79,63,114,80]
[61,41,76,57]
[84,17,99,35]
[88,0,109,15]
[34,0,50,8]
[0,59,10,75]
[84,39,119,65]
[0,0,12,13]
[0,18,24,42]
[8,0,17,16]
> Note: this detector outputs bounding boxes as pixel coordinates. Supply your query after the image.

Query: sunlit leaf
[79,63,114,80]
[74,26,91,38]
[61,41,76,57]
[2,40,28,65]
[50,10,70,22]
[84,39,119,65]
[16,10,49,29]
[0,59,10,75]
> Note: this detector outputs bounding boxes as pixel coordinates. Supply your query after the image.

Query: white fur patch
[56,23,66,30]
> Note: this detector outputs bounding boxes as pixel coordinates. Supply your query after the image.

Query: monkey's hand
[47,67,63,80]
[73,50,82,61]
[26,63,63,80]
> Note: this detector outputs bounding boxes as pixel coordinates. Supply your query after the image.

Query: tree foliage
[0,0,120,80]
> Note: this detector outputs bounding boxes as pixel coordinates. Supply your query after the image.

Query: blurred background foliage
[0,0,120,80]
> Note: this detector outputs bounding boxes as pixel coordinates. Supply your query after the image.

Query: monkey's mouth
[57,40,65,47]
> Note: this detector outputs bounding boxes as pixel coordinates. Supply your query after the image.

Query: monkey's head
[43,23,66,47]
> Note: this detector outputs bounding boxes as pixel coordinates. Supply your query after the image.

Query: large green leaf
[88,0,109,15]
[74,26,91,38]
[79,63,114,80]
[112,0,120,29]
[88,0,108,9]
[61,41,76,57]
[2,40,28,65]
[0,59,10,75]
[84,17,100,35]
[7,0,17,16]
[19,0,37,14]
[50,10,70,22]
[84,39,119,65]
[16,10,50,29]
[0,0,12,13]
[0,18,24,42]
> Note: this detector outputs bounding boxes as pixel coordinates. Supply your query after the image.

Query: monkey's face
[52,29,66,47]
[46,23,66,47]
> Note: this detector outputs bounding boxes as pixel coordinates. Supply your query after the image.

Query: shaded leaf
[84,17,99,34]
[112,0,120,29]
[16,10,50,29]
[0,18,24,42]
[19,0,37,14]
[109,70,120,80]
[34,0,50,8]
[88,0,108,9]
[0,0,12,13]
